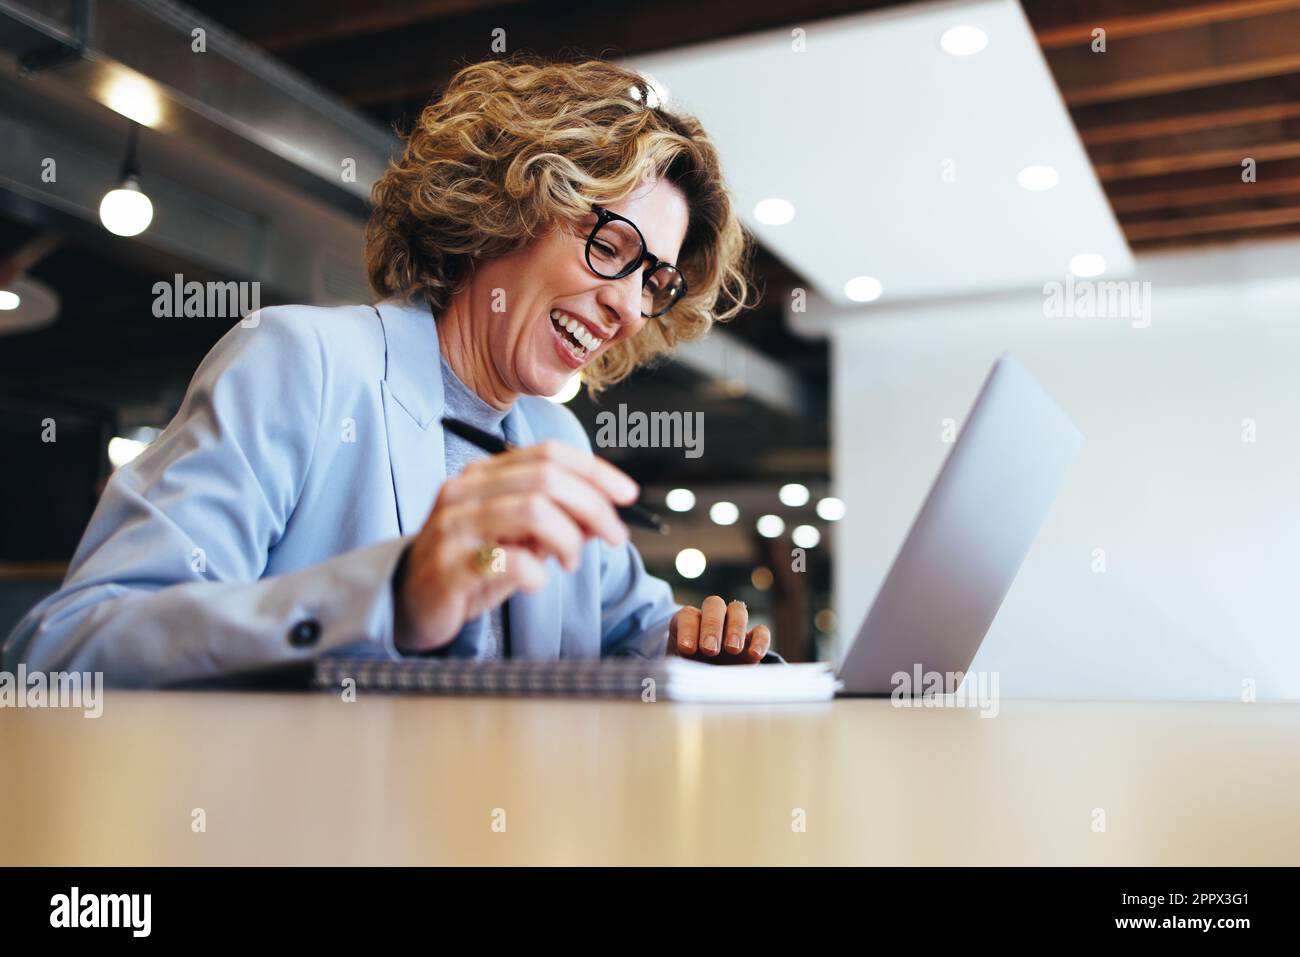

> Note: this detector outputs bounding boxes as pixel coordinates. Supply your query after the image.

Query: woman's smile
[547,307,608,369]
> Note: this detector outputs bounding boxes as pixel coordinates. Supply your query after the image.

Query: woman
[3,57,771,686]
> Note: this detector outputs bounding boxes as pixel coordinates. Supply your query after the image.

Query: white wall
[805,238,1300,701]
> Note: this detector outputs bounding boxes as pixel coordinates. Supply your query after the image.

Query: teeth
[550,309,604,353]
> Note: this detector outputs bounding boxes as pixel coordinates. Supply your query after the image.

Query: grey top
[439,350,512,659]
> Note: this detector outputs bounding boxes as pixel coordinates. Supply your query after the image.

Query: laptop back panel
[837,355,1083,695]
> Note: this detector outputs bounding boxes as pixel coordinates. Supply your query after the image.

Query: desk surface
[2,692,1298,865]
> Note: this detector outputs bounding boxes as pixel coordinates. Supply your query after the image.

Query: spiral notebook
[196,655,839,702]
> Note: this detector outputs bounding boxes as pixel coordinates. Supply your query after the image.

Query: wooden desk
[2,692,1298,865]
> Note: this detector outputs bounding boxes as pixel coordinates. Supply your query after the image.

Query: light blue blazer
[3,297,681,686]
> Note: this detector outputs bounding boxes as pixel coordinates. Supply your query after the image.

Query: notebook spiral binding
[314,657,665,698]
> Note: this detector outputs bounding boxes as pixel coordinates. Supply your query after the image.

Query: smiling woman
[3,54,772,684]
[364,55,754,395]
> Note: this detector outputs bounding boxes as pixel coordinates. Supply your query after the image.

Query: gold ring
[473,541,504,577]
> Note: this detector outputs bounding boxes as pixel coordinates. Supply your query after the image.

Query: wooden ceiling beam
[1106,158,1300,212]
[1045,7,1300,105]
[1091,118,1300,179]
[1130,221,1300,248]
[1096,141,1300,179]
[1119,189,1300,223]
[1124,203,1300,240]
[1027,0,1300,50]
[1071,73,1300,138]
[1082,100,1300,144]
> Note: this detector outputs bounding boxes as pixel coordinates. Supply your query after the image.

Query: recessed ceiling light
[778,483,810,507]
[1069,253,1106,277]
[844,276,883,303]
[675,547,706,579]
[664,488,696,512]
[709,501,739,526]
[0,290,19,310]
[756,514,785,538]
[1018,165,1059,191]
[754,198,795,225]
[816,497,846,521]
[792,524,821,548]
[940,25,988,56]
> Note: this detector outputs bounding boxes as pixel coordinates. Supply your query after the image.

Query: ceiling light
[792,524,821,548]
[754,198,795,225]
[675,547,706,579]
[101,71,163,128]
[756,514,785,538]
[844,276,883,303]
[1069,253,1106,277]
[665,488,696,512]
[940,25,988,56]
[100,181,153,237]
[816,496,846,521]
[778,483,810,507]
[100,122,153,237]
[0,275,60,335]
[709,501,739,525]
[1017,165,1059,191]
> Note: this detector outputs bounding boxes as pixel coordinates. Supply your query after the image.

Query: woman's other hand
[668,596,771,665]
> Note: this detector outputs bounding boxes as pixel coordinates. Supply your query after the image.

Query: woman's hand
[668,596,771,665]
[394,440,638,652]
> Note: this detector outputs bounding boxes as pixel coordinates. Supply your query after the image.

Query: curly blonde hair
[365,54,756,394]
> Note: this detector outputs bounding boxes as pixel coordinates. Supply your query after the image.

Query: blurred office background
[2,0,1297,696]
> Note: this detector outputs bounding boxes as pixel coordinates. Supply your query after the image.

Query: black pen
[441,417,670,535]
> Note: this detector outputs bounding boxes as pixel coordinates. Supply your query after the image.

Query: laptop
[834,352,1083,696]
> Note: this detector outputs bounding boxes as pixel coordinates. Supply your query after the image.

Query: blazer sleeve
[1,310,411,687]
[598,535,681,660]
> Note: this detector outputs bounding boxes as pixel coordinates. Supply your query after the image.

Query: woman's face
[469,176,689,399]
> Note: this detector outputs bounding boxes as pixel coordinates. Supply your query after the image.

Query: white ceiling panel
[627,0,1134,308]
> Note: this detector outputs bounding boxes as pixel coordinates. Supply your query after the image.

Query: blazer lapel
[375,298,446,536]
[503,402,564,660]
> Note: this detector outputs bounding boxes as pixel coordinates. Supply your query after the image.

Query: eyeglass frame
[583,203,688,318]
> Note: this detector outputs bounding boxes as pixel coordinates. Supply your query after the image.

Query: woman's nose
[596,274,643,328]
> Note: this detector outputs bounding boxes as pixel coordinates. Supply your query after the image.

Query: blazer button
[288,618,321,647]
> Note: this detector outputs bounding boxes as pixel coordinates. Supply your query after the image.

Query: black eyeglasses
[583,204,687,318]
